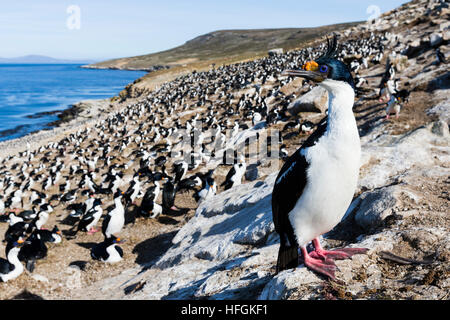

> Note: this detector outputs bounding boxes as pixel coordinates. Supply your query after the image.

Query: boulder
[429,33,444,47]
[245,163,259,181]
[287,86,328,115]
[258,268,320,300]
[443,30,450,41]
[430,120,450,137]
[353,186,400,232]
[268,48,284,56]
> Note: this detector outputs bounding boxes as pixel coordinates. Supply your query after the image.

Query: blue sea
[0,64,147,142]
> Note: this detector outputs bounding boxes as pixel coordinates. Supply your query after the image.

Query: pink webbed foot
[300,247,337,280]
[310,238,368,261]
[310,247,369,261]
[88,228,98,235]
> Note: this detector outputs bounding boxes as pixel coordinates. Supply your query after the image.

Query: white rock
[288,86,328,114]
[31,274,49,283]
[429,33,443,46]
[353,186,400,231]
[258,268,320,300]
[430,120,450,137]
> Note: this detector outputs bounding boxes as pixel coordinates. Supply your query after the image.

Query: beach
[0,98,116,159]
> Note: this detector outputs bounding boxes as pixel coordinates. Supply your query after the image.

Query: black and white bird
[280,144,289,161]
[301,121,315,134]
[18,207,38,221]
[18,230,48,272]
[221,159,247,191]
[0,237,25,282]
[90,235,124,263]
[435,48,446,65]
[0,197,5,215]
[26,204,53,233]
[74,198,103,235]
[275,37,367,279]
[139,178,164,218]
[123,173,142,207]
[194,175,217,203]
[102,189,125,238]
[60,189,77,203]
[4,214,28,243]
[82,192,96,217]
[385,95,401,119]
[37,225,62,244]
[162,178,179,213]
[173,161,188,183]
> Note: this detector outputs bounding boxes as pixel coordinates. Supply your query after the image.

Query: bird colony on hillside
[0,30,408,282]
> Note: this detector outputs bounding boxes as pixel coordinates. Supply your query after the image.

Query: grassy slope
[87,22,361,71]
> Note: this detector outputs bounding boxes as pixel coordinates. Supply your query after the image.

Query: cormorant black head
[5,237,25,254]
[40,203,52,212]
[282,36,355,89]
[105,235,123,244]
[114,189,124,199]
[51,225,61,235]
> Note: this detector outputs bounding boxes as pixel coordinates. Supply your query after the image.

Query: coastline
[0,64,150,159]
[0,60,197,159]
[80,64,169,72]
[0,97,139,159]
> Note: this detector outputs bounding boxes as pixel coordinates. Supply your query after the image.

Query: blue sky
[0,0,406,61]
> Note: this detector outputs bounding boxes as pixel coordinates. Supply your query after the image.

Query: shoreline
[0,96,139,159]
[0,63,149,154]
[0,61,187,159]
[80,64,170,72]
[0,106,80,141]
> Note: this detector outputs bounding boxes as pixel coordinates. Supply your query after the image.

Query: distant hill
[85,22,360,71]
[0,55,96,64]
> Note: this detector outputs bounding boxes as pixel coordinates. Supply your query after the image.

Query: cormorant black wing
[0,258,14,274]
[272,116,328,235]
[222,166,237,186]
[101,214,111,236]
[114,245,123,258]
[272,116,327,272]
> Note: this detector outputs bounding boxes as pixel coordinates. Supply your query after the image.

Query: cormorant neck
[320,80,356,133]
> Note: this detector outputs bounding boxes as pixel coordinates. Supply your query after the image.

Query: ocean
[0,64,146,142]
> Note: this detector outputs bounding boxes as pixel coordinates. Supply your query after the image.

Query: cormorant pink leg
[88,227,98,235]
[309,238,368,261]
[300,246,337,280]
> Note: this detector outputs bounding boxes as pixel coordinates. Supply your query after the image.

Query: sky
[0,0,407,61]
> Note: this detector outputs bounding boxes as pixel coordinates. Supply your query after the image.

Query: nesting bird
[90,235,124,263]
[0,237,25,282]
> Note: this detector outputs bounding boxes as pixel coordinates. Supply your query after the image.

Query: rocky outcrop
[287,86,328,114]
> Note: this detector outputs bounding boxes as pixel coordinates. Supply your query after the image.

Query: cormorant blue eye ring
[319,65,328,73]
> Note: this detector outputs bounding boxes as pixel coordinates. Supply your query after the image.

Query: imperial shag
[272,36,368,279]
